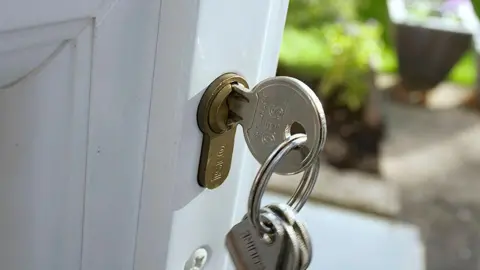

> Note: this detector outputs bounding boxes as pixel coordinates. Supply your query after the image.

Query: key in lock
[197,72,326,189]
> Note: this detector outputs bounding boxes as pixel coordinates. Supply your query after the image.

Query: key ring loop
[248,133,320,234]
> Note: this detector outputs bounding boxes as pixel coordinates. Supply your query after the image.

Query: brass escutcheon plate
[197,73,249,189]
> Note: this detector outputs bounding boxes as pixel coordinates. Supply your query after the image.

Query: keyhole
[285,121,306,138]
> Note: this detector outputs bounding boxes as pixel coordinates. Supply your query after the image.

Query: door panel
[0,21,92,270]
[1,0,102,32]
[134,0,289,269]
[0,0,162,267]
[80,0,161,269]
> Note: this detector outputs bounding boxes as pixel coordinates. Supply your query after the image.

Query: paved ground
[361,76,480,269]
[350,91,480,270]
[384,101,480,270]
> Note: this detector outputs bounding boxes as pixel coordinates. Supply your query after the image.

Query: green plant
[280,0,385,110]
[472,0,480,18]
[358,0,390,44]
[286,0,362,27]
[319,23,384,110]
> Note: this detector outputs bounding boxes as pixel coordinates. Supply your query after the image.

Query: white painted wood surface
[0,0,289,269]
[134,1,290,269]
[0,0,164,269]
[0,18,92,270]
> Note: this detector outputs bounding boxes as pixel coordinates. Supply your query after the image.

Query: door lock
[197,73,248,189]
[197,72,327,189]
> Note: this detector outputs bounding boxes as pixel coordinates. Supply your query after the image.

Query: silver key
[261,207,303,270]
[266,204,312,270]
[226,211,288,270]
[228,76,326,175]
[275,214,301,270]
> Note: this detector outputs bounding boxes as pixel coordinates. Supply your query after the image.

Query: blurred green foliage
[286,0,362,26]
[281,0,386,110]
[459,0,479,86]
[449,52,475,86]
[280,0,478,103]
[473,0,480,18]
[281,24,384,109]
[358,0,391,45]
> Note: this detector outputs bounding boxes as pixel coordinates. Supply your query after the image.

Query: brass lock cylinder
[197,73,249,189]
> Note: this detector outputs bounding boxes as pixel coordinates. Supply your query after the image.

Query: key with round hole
[197,73,327,189]
[228,77,326,175]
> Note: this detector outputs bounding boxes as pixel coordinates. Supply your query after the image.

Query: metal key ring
[248,133,320,234]
[288,155,320,211]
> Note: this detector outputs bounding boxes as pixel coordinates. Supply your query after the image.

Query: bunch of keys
[226,132,323,270]
[226,203,312,270]
[201,74,327,268]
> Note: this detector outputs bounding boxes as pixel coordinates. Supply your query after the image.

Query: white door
[0,0,289,269]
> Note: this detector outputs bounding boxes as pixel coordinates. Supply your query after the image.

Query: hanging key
[275,213,301,270]
[226,209,302,270]
[265,204,313,270]
[197,73,327,189]
[261,206,307,270]
[226,211,287,270]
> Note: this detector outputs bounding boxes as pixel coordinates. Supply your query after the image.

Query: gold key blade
[197,73,249,189]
